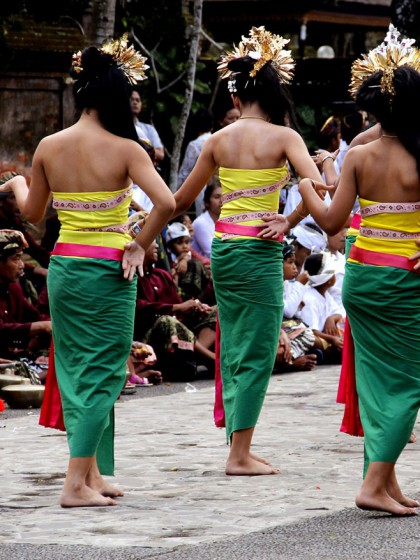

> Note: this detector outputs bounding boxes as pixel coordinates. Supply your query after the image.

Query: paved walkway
[1,365,420,559]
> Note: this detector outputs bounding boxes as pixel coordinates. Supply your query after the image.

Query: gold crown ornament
[217,26,295,85]
[72,33,149,85]
[349,24,420,98]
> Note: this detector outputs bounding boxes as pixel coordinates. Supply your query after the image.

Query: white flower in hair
[249,51,262,60]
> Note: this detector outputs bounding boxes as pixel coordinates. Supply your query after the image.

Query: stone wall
[0,72,75,179]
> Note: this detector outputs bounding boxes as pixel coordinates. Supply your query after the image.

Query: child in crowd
[276,244,318,372]
[301,252,344,363]
[326,229,347,317]
[165,222,210,300]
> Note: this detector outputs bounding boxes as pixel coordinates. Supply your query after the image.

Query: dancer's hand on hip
[122,241,145,280]
[258,214,289,239]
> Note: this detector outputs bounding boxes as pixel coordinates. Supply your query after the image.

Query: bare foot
[387,482,419,508]
[249,452,271,466]
[86,473,124,498]
[292,354,317,371]
[60,484,117,508]
[356,490,418,516]
[143,369,163,384]
[226,456,280,476]
[408,431,416,443]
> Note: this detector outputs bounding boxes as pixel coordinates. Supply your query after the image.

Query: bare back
[352,138,420,202]
[210,120,290,170]
[35,113,141,194]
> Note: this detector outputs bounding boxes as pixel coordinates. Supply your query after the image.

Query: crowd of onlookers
[0,89,373,392]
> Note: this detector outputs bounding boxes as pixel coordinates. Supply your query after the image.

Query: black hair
[341,111,365,144]
[355,65,420,174]
[227,56,299,129]
[305,222,325,236]
[203,180,221,206]
[303,253,323,275]
[192,108,214,134]
[318,117,341,150]
[282,244,295,260]
[71,46,139,143]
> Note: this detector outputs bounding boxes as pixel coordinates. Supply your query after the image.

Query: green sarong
[211,238,284,442]
[47,256,136,475]
[342,262,420,475]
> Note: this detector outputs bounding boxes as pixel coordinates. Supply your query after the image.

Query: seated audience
[277,244,319,372]
[301,252,343,363]
[135,241,216,380]
[289,223,327,273]
[191,181,222,259]
[0,230,51,360]
[0,189,50,295]
[126,341,163,386]
[165,222,210,300]
[326,229,347,316]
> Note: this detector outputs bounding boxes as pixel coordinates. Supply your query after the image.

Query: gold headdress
[72,34,149,85]
[217,26,295,85]
[349,24,420,98]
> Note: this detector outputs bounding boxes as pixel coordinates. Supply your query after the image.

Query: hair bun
[227,56,255,74]
[79,46,113,80]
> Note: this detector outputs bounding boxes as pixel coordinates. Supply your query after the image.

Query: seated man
[135,240,215,381]
[0,230,51,360]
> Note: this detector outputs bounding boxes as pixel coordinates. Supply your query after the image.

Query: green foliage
[116,0,215,156]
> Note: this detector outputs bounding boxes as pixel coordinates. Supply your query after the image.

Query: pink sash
[215,221,284,242]
[349,245,420,273]
[349,212,361,230]
[52,243,124,261]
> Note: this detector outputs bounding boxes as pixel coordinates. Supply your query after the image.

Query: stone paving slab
[0,365,419,555]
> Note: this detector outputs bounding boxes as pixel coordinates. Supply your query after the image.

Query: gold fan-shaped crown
[349,24,420,98]
[217,26,295,85]
[72,34,149,85]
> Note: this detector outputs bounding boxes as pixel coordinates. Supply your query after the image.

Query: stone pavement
[1,365,420,560]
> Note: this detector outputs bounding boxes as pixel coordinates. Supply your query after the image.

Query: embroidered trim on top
[53,187,132,211]
[219,211,277,224]
[78,223,129,234]
[359,226,420,240]
[361,201,420,216]
[221,174,289,204]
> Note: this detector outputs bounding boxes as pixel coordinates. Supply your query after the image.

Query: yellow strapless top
[52,185,133,250]
[349,197,420,261]
[216,166,289,239]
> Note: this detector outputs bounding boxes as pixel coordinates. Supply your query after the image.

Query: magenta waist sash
[350,213,361,230]
[349,245,419,274]
[215,221,284,242]
[52,242,124,261]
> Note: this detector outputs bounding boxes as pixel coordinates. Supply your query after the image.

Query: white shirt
[284,183,332,233]
[326,250,346,317]
[177,132,212,215]
[191,211,215,259]
[301,287,342,331]
[131,184,154,213]
[283,279,307,319]
[134,119,163,149]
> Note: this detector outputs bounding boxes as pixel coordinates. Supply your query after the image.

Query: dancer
[174,26,322,475]
[0,35,175,507]
[298,26,420,515]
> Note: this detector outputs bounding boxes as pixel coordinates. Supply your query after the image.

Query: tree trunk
[168,0,203,192]
[83,0,117,45]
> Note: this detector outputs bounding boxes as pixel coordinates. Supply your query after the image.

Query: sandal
[129,374,153,387]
